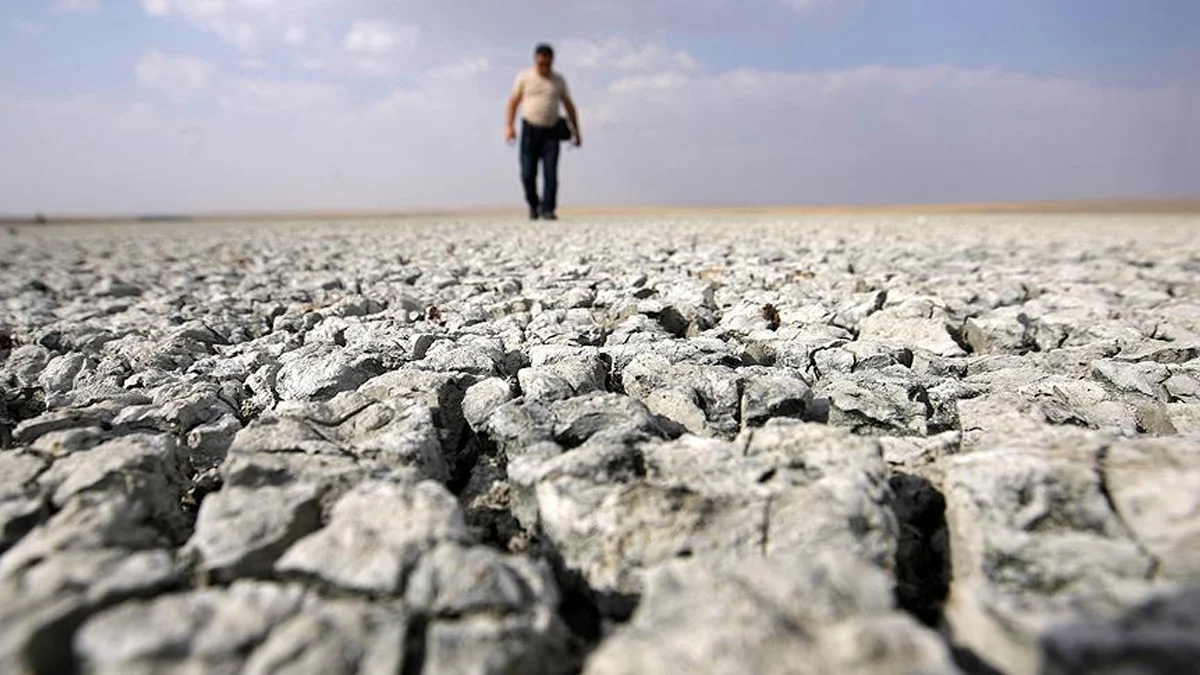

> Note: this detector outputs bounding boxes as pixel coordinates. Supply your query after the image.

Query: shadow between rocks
[537,536,636,674]
[889,472,950,627]
[888,471,1006,675]
[1,385,46,449]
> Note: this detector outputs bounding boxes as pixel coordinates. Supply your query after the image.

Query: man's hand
[504,125,516,144]
[563,96,581,148]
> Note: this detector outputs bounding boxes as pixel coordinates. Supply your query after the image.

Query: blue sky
[1,0,1196,213]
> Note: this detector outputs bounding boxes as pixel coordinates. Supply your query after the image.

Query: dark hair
[535,43,554,59]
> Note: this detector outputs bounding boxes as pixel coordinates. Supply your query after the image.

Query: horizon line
[4,198,1200,224]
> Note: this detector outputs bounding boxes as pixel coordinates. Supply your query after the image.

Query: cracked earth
[2,214,1199,675]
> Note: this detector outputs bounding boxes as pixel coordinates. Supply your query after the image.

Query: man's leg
[519,122,540,217]
[540,133,561,218]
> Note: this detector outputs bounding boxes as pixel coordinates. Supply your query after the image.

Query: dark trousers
[520,120,560,215]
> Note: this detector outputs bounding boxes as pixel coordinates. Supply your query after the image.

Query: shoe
[529,209,539,220]
[541,212,557,221]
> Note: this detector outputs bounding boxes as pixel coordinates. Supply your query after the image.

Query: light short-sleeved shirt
[512,67,570,128]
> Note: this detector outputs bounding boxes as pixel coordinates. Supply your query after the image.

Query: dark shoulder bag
[553,117,573,141]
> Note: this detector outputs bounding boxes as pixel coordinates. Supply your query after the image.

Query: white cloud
[426,57,491,81]
[135,49,347,116]
[135,50,216,102]
[144,0,226,20]
[608,72,689,92]
[781,0,862,15]
[140,0,265,51]
[367,88,432,119]
[296,55,328,73]
[343,20,420,55]
[283,24,307,45]
[219,78,346,114]
[211,20,259,51]
[141,0,170,16]
[561,37,698,73]
[53,0,101,13]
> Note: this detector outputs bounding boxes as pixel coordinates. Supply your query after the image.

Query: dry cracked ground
[1,214,1199,675]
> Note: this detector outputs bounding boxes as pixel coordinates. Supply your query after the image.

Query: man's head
[534,43,554,75]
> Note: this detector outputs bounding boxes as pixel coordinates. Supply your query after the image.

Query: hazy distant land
[4,198,1200,226]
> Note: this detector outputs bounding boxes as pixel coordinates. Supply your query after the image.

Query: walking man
[505,43,581,220]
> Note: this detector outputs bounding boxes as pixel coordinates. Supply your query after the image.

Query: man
[505,43,581,221]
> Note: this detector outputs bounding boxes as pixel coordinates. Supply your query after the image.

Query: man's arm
[505,89,522,143]
[563,94,581,147]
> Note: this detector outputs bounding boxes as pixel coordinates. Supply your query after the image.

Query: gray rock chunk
[0,498,44,554]
[621,355,743,437]
[1102,438,1200,580]
[0,549,180,675]
[183,484,322,580]
[36,434,187,541]
[92,276,142,298]
[1092,359,1170,401]
[28,426,107,457]
[941,431,1170,675]
[1163,365,1200,403]
[879,430,962,478]
[604,313,673,346]
[3,344,52,388]
[407,543,571,675]
[818,366,930,436]
[1032,378,1138,431]
[275,346,384,401]
[739,365,813,428]
[583,553,960,675]
[36,352,91,396]
[518,353,608,403]
[242,362,281,417]
[462,377,515,432]
[346,403,450,481]
[277,479,471,594]
[406,542,557,616]
[0,452,46,500]
[516,421,897,609]
[74,581,307,675]
[0,451,47,551]
[229,390,451,484]
[184,413,241,466]
[602,335,745,377]
[1167,403,1200,434]
[168,319,228,345]
[527,308,607,346]
[963,306,1043,354]
[1038,586,1200,675]
[110,384,236,435]
[4,547,178,606]
[358,368,477,480]
[12,407,116,445]
[242,599,409,675]
[0,496,173,583]
[219,450,395,508]
[415,335,512,376]
[859,309,967,358]
[481,392,676,461]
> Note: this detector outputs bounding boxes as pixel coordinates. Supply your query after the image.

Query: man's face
[535,53,552,76]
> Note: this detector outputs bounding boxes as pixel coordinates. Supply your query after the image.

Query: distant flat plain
[3,199,1199,226]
